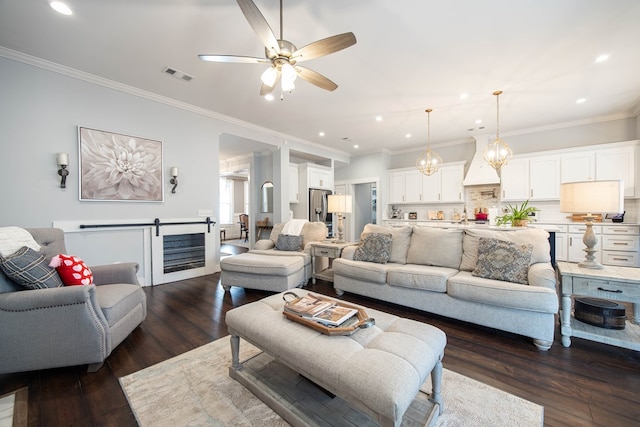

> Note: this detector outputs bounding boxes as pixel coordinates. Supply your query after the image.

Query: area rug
[120,338,543,427]
[222,239,249,249]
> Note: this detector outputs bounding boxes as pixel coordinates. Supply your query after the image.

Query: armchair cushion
[0,246,63,290]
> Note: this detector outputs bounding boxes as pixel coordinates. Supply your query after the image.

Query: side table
[310,241,355,284]
[556,261,640,350]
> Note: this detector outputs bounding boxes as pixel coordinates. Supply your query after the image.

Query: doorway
[353,182,377,240]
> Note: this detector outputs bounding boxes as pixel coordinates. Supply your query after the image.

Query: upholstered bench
[226,289,446,427]
[220,252,306,293]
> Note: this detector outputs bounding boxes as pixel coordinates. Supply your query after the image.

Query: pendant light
[483,90,512,170]
[416,109,443,176]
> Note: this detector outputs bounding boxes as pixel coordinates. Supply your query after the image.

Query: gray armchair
[0,228,147,374]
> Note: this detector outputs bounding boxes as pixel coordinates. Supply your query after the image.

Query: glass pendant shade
[484,90,512,170]
[416,108,442,176]
[281,62,297,92]
[260,67,278,87]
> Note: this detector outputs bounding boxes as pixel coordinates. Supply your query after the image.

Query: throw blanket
[281,219,308,236]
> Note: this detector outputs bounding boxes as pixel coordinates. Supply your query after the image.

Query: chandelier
[416,109,443,176]
[483,90,512,170]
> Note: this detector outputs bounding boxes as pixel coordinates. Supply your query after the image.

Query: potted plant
[496,200,538,227]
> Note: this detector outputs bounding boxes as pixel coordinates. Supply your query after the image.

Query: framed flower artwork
[79,127,164,202]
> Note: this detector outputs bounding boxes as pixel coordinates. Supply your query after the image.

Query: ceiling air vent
[163,67,194,82]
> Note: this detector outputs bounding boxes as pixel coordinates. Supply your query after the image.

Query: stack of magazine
[284,294,358,328]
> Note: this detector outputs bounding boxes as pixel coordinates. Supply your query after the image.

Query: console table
[556,261,640,350]
[310,241,354,284]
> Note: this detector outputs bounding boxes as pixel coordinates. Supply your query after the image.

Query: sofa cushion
[0,246,64,290]
[406,227,463,269]
[333,258,389,284]
[269,223,286,242]
[362,224,412,264]
[448,271,558,313]
[276,234,303,251]
[460,228,550,272]
[353,233,392,264]
[95,283,145,327]
[472,238,533,285]
[387,264,457,293]
[221,253,304,276]
[301,222,328,248]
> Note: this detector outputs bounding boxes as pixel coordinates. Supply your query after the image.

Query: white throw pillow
[407,227,464,269]
[0,227,41,258]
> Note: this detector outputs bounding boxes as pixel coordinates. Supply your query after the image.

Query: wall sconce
[170,167,179,193]
[57,152,69,188]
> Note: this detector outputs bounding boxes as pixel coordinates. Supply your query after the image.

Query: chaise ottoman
[226,289,447,427]
[220,252,306,293]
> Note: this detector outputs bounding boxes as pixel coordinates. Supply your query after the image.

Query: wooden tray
[282,293,374,336]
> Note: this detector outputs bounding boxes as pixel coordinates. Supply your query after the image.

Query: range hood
[463,135,501,186]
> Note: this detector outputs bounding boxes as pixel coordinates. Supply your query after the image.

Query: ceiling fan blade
[295,66,338,91]
[236,0,279,53]
[291,32,357,62]
[198,54,269,64]
[260,73,281,96]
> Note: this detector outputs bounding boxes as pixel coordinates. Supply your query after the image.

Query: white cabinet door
[309,168,332,189]
[596,146,635,197]
[404,170,423,203]
[555,232,568,262]
[500,158,529,201]
[529,156,560,200]
[388,172,405,204]
[421,171,441,202]
[289,165,299,203]
[440,165,464,202]
[561,152,595,183]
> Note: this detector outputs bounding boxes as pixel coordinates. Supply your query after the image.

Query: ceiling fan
[198,0,356,96]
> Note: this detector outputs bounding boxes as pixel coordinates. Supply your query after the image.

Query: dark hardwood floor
[1,247,639,426]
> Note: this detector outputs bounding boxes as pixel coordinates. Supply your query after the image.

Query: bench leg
[429,359,444,415]
[230,335,241,370]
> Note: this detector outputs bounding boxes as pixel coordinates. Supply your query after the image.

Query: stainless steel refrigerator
[309,188,333,237]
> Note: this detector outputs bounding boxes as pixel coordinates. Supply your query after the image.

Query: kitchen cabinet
[500,158,529,200]
[553,225,568,262]
[289,164,299,203]
[561,152,595,183]
[386,162,465,204]
[308,166,333,189]
[595,146,635,197]
[501,156,560,201]
[291,163,334,220]
[601,225,640,267]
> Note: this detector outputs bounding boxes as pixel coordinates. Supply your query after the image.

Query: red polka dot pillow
[49,254,94,286]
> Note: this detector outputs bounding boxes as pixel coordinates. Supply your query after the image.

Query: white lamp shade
[57,152,69,166]
[327,194,352,214]
[560,180,624,213]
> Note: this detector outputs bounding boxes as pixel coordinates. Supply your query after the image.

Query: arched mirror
[260,181,274,213]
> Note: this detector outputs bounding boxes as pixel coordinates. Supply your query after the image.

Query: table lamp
[328,194,353,242]
[560,180,624,269]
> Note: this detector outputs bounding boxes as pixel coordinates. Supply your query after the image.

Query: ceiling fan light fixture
[281,62,297,91]
[261,66,278,87]
[416,109,443,176]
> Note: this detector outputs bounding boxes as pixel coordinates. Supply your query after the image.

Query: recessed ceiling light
[460,93,469,100]
[595,54,609,63]
[318,131,325,137]
[50,1,73,15]
[576,98,586,104]
[475,119,483,124]
[353,145,359,149]
[264,94,275,101]
[375,116,383,122]
[405,133,411,138]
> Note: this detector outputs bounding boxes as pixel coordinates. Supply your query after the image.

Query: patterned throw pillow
[276,234,303,251]
[472,237,533,285]
[353,233,393,264]
[0,246,63,290]
[49,254,94,286]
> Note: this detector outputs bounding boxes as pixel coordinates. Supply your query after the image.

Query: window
[219,178,233,224]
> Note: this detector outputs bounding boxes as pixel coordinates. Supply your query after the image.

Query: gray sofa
[0,228,147,373]
[333,224,559,350]
[220,221,328,293]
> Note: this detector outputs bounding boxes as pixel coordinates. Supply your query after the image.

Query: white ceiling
[2,0,640,161]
